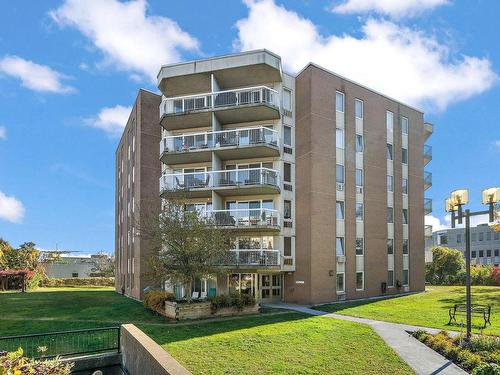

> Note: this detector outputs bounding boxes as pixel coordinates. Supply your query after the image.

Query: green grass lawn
[314,285,500,335]
[0,287,413,374]
[141,312,412,375]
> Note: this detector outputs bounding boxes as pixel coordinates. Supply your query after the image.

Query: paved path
[264,303,467,375]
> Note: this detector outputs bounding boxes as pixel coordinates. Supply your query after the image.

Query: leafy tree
[139,198,234,302]
[3,242,41,271]
[90,252,115,277]
[426,246,465,285]
[0,238,12,270]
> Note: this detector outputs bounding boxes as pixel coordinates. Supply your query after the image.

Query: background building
[115,50,432,304]
[43,256,95,278]
[115,89,161,300]
[433,224,500,266]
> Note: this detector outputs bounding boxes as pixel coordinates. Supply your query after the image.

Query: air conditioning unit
[336,183,344,191]
[336,256,346,263]
[356,186,363,194]
[337,293,346,301]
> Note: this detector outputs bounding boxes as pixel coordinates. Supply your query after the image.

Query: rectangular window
[479,232,484,241]
[403,239,409,255]
[387,207,394,223]
[284,126,292,146]
[487,249,492,257]
[494,249,499,257]
[356,203,364,221]
[388,270,394,287]
[472,233,477,242]
[284,237,292,256]
[401,116,409,135]
[356,134,364,153]
[479,250,484,258]
[336,201,345,220]
[355,99,363,119]
[356,272,364,290]
[284,200,292,219]
[336,273,345,292]
[495,232,499,240]
[356,169,363,187]
[386,111,394,134]
[387,175,394,192]
[472,250,477,258]
[402,178,408,194]
[284,162,292,182]
[387,239,394,255]
[439,234,448,245]
[336,91,345,112]
[403,270,409,286]
[403,209,408,225]
[356,238,364,255]
[336,128,344,149]
[336,237,345,256]
[486,232,491,241]
[387,144,393,160]
[283,88,292,112]
[457,233,462,243]
[402,148,408,164]
[336,164,344,184]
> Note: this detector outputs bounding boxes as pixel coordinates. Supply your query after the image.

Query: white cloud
[0,126,6,140]
[85,105,131,137]
[0,55,74,94]
[330,0,449,17]
[494,140,500,150]
[425,215,449,232]
[0,191,25,224]
[50,0,199,82]
[235,0,497,111]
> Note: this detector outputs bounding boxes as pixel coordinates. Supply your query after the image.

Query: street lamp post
[445,187,500,340]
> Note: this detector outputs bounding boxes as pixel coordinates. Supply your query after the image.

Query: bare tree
[138,197,234,302]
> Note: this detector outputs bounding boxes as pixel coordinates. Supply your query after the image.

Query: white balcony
[210,208,280,231]
[160,86,280,129]
[160,126,280,164]
[425,225,433,238]
[424,198,432,215]
[159,167,280,198]
[219,250,281,268]
[424,122,433,141]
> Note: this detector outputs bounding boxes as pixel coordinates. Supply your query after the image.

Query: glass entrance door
[260,273,282,301]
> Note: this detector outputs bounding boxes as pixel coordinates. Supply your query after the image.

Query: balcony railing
[160,127,279,155]
[424,144,432,165]
[424,171,432,189]
[159,168,279,193]
[210,208,280,229]
[425,225,433,237]
[424,122,433,140]
[160,86,280,117]
[219,250,280,267]
[424,198,432,215]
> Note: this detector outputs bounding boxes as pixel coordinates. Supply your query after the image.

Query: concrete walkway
[264,303,467,375]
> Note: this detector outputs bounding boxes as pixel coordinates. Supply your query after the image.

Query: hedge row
[40,277,115,287]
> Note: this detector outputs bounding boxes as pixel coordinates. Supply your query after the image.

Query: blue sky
[0,0,499,253]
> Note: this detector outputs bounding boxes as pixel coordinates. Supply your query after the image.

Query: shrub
[0,348,73,374]
[209,293,256,312]
[143,290,175,313]
[472,363,500,375]
[40,277,115,287]
[468,335,500,353]
[492,266,500,286]
[27,271,43,290]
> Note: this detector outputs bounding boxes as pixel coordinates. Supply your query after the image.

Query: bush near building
[143,290,175,314]
[40,277,115,287]
[426,246,500,286]
[0,348,73,374]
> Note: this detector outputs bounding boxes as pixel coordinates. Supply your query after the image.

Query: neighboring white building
[43,254,110,278]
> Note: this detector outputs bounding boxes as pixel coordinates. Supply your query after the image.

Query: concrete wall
[43,260,94,278]
[120,324,191,375]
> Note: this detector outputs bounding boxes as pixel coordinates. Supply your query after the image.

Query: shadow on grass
[139,311,311,346]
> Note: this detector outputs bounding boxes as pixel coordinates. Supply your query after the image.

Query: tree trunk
[186,279,193,303]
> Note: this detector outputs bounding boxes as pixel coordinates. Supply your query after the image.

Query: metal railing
[424,171,432,189]
[424,122,433,140]
[424,144,432,159]
[160,86,280,117]
[159,167,280,193]
[219,250,280,266]
[424,198,433,215]
[0,327,120,359]
[160,126,279,155]
[210,208,280,229]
